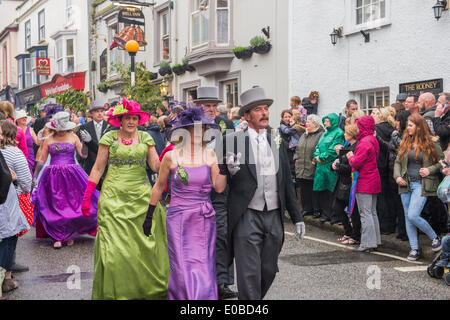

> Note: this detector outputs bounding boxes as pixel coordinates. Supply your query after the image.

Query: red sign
[39,72,86,98]
[36,58,51,76]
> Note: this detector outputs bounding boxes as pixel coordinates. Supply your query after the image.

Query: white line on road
[394,266,429,272]
[285,232,424,265]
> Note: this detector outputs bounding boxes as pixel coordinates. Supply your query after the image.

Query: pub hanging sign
[399,78,443,97]
[118,6,145,26]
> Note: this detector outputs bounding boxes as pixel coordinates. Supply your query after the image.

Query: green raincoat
[313,113,345,192]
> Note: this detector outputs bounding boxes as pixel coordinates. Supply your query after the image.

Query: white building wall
[290,0,450,117]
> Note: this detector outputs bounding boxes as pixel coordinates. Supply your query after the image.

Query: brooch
[175,163,189,185]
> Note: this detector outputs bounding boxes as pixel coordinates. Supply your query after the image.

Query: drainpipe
[87,0,94,101]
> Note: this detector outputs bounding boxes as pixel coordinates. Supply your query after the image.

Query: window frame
[38,9,45,41]
[24,57,31,88]
[55,37,75,74]
[66,0,74,26]
[160,10,170,61]
[191,0,210,49]
[353,87,390,114]
[345,0,391,35]
[24,20,31,49]
[216,0,230,46]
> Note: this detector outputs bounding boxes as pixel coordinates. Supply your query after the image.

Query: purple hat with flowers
[167,107,221,142]
[107,97,150,127]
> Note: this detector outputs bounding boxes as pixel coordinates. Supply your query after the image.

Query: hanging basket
[159,67,172,76]
[184,64,196,72]
[149,73,158,80]
[253,42,272,54]
[172,65,186,76]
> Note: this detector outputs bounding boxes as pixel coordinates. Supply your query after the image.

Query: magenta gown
[167,165,218,300]
[31,143,99,242]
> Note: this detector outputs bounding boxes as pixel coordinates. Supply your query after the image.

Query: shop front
[399,78,444,99]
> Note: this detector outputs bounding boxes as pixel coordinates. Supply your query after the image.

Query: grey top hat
[194,86,222,104]
[45,111,76,131]
[239,86,273,117]
[89,100,106,111]
[396,93,408,102]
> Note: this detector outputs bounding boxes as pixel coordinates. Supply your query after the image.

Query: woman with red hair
[394,113,444,261]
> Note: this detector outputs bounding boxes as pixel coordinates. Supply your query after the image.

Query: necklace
[121,137,133,145]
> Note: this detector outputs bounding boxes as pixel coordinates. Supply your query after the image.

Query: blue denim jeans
[400,181,438,250]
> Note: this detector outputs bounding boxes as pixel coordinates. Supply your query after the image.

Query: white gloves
[226,152,241,176]
[294,222,306,240]
[80,130,92,143]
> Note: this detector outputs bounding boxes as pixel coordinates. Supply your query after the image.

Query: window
[109,24,118,75]
[66,0,73,25]
[18,60,23,90]
[56,39,63,73]
[24,58,31,88]
[356,0,386,25]
[66,39,74,72]
[160,11,170,60]
[216,0,229,45]
[38,10,45,41]
[55,38,74,73]
[357,88,390,114]
[25,20,31,49]
[223,79,238,107]
[3,45,7,86]
[191,0,209,48]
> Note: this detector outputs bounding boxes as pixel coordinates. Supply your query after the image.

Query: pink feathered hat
[107,97,150,127]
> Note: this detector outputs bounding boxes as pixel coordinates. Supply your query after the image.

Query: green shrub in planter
[182,57,196,72]
[233,46,253,59]
[250,36,271,54]
[159,61,172,76]
[97,81,113,93]
[172,63,186,75]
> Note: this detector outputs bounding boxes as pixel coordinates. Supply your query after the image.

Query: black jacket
[433,110,450,150]
[375,122,395,171]
[332,141,357,201]
[220,128,303,265]
[215,116,234,134]
[76,120,109,175]
[145,123,166,156]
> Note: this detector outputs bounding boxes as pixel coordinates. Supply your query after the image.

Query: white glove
[80,130,92,143]
[226,152,241,176]
[294,222,306,240]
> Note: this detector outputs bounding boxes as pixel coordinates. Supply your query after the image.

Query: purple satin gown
[31,143,99,242]
[25,126,35,173]
[167,165,218,300]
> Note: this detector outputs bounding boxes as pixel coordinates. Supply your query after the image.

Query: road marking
[285,232,423,265]
[394,266,429,272]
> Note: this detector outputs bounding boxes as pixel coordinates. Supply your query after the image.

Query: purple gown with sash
[31,143,99,242]
[166,164,218,300]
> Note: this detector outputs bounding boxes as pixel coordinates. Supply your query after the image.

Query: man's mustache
[259,117,269,121]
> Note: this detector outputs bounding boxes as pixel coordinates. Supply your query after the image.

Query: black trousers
[317,190,337,220]
[214,200,235,286]
[298,179,320,213]
[333,197,361,242]
[377,170,398,233]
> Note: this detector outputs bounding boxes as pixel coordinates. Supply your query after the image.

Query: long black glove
[143,204,156,237]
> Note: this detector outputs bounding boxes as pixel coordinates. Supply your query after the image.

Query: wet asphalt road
[4,223,450,300]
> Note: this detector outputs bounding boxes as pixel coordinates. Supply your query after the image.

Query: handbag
[335,179,351,201]
[0,152,12,204]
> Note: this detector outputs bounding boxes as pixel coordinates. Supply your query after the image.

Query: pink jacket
[7,118,28,159]
[347,116,381,194]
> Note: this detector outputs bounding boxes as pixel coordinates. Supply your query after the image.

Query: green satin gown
[92,130,169,300]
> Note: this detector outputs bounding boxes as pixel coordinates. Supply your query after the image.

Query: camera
[427,252,450,282]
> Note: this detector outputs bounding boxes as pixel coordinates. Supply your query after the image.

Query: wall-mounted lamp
[330,27,343,46]
[433,0,449,21]
[360,30,370,43]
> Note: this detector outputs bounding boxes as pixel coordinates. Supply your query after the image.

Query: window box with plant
[97,80,113,93]
[250,36,271,54]
[232,46,253,59]
[182,57,196,72]
[149,72,158,80]
[159,61,172,76]
[172,63,186,76]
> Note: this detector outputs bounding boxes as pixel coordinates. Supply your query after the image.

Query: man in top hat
[77,100,108,189]
[220,86,305,300]
[195,86,234,134]
[396,92,408,108]
[195,86,237,299]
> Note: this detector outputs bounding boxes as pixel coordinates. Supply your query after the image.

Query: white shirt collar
[248,126,267,142]
[94,120,103,126]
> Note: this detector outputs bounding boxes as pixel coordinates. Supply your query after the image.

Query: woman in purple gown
[32,111,98,249]
[145,108,227,300]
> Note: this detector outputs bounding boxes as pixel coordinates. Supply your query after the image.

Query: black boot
[218,284,238,300]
